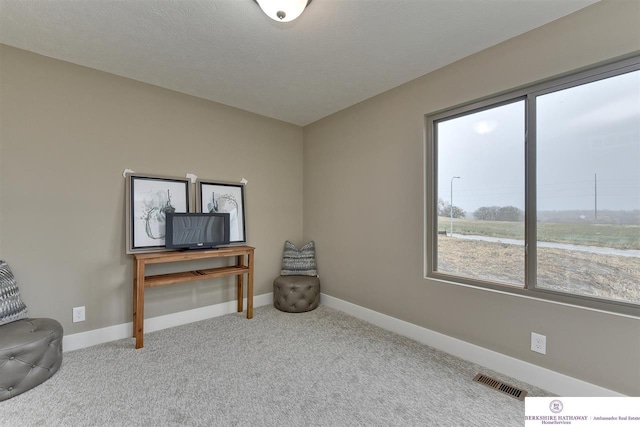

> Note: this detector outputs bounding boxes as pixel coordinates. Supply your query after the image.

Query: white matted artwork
[125,173,190,253]
[196,180,246,243]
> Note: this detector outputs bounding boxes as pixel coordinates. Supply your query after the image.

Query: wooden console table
[132,245,255,349]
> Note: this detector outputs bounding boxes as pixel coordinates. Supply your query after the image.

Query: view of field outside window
[536,71,640,304]
[434,70,640,306]
[435,100,526,286]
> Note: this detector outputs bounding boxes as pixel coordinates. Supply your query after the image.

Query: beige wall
[1,0,639,397]
[0,45,303,334]
[303,0,640,395]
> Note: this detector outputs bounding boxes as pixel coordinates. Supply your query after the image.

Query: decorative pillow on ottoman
[0,260,29,326]
[280,241,318,276]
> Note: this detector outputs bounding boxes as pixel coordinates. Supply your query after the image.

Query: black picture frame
[196,180,247,244]
[125,173,191,254]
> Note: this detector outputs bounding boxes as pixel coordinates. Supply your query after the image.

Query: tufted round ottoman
[0,318,63,401]
[273,275,320,313]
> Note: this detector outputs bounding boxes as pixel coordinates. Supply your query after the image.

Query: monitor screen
[165,212,230,250]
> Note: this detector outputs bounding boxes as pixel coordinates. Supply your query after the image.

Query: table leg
[134,259,145,349]
[247,251,254,319]
[132,266,137,338]
[237,255,244,313]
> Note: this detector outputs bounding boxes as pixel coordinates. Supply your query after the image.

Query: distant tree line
[438,199,465,219]
[437,199,637,224]
[538,209,640,225]
[473,205,524,222]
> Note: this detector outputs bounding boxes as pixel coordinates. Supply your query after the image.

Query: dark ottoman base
[0,318,63,401]
[273,275,320,313]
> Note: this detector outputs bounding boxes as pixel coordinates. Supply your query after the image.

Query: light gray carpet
[2,305,549,426]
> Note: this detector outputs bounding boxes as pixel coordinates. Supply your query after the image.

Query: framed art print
[125,173,190,254]
[196,180,246,244]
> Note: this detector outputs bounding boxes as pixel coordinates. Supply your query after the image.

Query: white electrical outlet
[531,332,546,354]
[72,306,86,323]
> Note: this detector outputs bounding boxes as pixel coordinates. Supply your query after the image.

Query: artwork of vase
[140,189,175,240]
[208,192,240,241]
[132,178,188,249]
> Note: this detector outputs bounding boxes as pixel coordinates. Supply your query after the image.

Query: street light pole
[450,176,460,237]
[594,173,598,222]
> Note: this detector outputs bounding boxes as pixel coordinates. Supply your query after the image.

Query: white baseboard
[320,293,624,397]
[63,291,623,397]
[63,293,273,352]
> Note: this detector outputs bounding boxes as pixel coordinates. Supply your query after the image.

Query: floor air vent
[473,373,528,401]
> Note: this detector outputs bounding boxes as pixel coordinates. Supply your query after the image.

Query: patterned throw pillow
[0,260,28,326]
[280,241,318,276]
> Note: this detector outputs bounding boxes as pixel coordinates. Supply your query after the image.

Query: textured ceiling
[0,0,598,126]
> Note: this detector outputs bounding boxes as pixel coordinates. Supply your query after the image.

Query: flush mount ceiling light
[254,0,312,23]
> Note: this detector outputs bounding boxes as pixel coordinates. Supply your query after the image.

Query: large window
[435,100,526,287]
[426,56,640,315]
